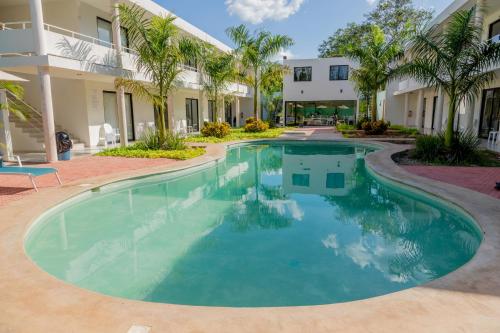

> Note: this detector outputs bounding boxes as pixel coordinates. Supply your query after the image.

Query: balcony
[0,21,251,96]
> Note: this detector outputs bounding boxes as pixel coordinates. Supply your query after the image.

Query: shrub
[337,123,356,131]
[244,118,269,133]
[97,146,205,160]
[413,131,480,165]
[414,135,444,162]
[201,122,231,138]
[135,128,187,151]
[362,120,389,135]
[356,115,369,130]
[445,130,481,164]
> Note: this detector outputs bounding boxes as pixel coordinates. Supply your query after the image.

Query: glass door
[103,92,135,142]
[479,88,500,138]
[208,100,216,123]
[186,98,199,132]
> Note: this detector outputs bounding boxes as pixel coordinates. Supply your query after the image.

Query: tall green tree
[226,25,293,120]
[318,0,431,58]
[200,49,238,123]
[114,4,201,136]
[345,26,402,120]
[395,9,500,147]
[260,63,288,126]
[0,81,26,121]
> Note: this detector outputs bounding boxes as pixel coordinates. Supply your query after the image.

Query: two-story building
[379,0,500,141]
[282,57,359,126]
[0,0,254,161]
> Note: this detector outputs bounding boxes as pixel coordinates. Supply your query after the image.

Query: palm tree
[200,49,238,123]
[0,81,26,121]
[226,25,293,120]
[261,63,288,126]
[345,25,402,121]
[395,8,500,147]
[114,4,201,136]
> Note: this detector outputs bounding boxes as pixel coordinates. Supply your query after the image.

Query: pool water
[25,142,482,307]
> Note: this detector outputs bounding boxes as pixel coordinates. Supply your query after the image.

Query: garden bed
[393,149,500,167]
[186,127,292,144]
[96,146,206,160]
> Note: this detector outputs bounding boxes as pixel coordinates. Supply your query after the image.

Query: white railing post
[0,90,14,160]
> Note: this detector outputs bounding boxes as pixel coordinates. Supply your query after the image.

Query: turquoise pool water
[25,142,482,307]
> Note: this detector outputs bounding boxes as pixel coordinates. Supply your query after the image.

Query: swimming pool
[25,141,482,307]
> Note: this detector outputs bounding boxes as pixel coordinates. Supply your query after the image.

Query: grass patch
[97,146,205,160]
[186,127,291,143]
[389,125,419,136]
[336,123,356,131]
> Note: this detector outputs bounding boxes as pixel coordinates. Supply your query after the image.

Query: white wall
[283,57,358,102]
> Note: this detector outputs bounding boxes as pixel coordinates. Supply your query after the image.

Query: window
[330,65,349,80]
[489,19,500,41]
[326,173,345,189]
[292,174,310,187]
[184,58,198,71]
[294,67,312,81]
[97,17,129,49]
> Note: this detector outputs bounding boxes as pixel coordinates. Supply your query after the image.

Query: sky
[153,0,455,59]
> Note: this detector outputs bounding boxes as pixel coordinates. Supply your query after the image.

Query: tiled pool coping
[1,139,499,333]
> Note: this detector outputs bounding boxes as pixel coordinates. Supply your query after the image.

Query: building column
[415,90,424,132]
[167,95,175,132]
[198,90,205,131]
[0,90,14,159]
[475,0,486,36]
[112,3,128,146]
[403,93,410,127]
[355,99,360,123]
[30,0,58,162]
[235,97,241,127]
[434,88,445,133]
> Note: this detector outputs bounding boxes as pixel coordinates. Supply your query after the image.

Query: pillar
[30,0,57,162]
[112,2,128,146]
[415,90,424,132]
[167,95,175,132]
[475,0,486,37]
[0,90,14,159]
[403,93,410,127]
[235,97,241,127]
[434,88,444,133]
[355,98,360,123]
[198,90,205,131]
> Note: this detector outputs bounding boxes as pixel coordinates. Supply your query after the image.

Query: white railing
[0,21,136,54]
[0,21,32,30]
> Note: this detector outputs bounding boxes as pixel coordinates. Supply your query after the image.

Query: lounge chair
[0,158,62,192]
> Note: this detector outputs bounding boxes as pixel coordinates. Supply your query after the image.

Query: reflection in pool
[25,142,481,307]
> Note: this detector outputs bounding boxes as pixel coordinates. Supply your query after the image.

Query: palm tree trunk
[370,93,377,121]
[253,81,259,120]
[158,102,167,136]
[444,94,457,148]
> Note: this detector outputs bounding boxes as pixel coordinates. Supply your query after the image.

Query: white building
[0,0,254,161]
[380,0,500,140]
[283,57,359,126]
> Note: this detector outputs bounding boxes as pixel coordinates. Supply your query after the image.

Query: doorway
[103,91,135,141]
[479,88,500,138]
[186,98,199,132]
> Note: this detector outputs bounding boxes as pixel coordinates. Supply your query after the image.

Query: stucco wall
[283,57,358,103]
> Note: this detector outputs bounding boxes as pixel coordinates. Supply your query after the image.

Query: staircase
[7,92,85,151]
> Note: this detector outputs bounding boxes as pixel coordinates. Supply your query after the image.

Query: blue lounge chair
[0,157,62,192]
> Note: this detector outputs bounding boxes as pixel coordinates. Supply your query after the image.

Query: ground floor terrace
[380,70,500,146]
[0,68,253,159]
[283,100,358,126]
[1,131,500,332]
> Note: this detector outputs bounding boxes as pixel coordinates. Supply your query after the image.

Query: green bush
[414,135,444,162]
[244,118,269,133]
[135,128,187,151]
[97,146,205,160]
[356,115,369,130]
[390,125,419,136]
[201,122,231,138]
[413,131,481,165]
[337,123,356,131]
[362,120,389,135]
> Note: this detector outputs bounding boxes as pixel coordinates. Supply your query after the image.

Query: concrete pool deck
[0,138,500,332]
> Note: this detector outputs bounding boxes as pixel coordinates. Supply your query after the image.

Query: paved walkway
[403,165,500,200]
[0,156,175,207]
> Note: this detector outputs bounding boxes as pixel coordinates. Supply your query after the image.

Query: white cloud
[366,0,377,5]
[226,0,305,24]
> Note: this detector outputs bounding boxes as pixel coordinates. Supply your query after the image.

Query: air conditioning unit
[491,34,500,44]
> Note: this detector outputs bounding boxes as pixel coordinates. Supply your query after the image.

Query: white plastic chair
[488,131,498,146]
[100,123,119,147]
